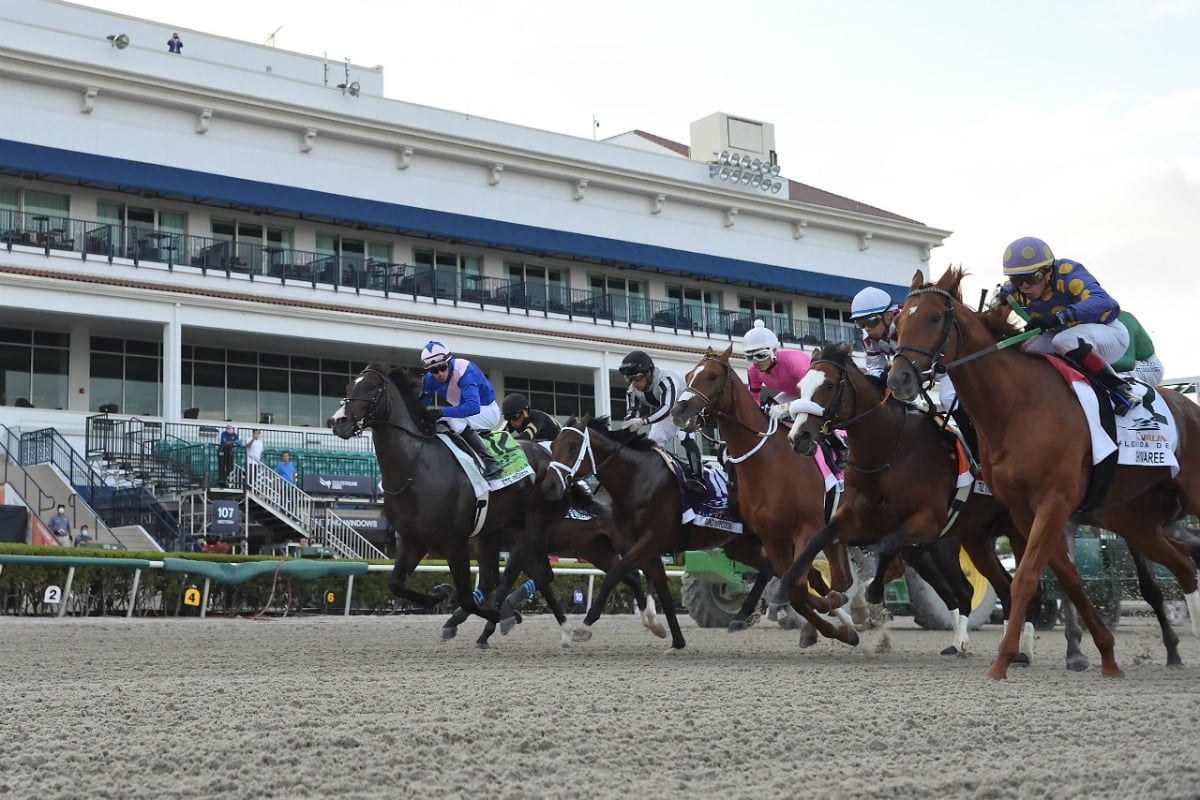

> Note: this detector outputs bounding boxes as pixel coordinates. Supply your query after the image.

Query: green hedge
[0,546,681,617]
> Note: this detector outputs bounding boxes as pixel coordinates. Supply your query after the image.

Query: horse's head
[327,363,427,438]
[787,342,863,455]
[887,266,969,403]
[673,345,737,429]
[541,413,608,501]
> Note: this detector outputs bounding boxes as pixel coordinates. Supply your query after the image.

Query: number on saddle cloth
[484,430,528,474]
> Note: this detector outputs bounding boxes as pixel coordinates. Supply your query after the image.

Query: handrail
[0,423,59,520]
[7,209,863,349]
[240,461,386,560]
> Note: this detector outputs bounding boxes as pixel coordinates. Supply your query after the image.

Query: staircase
[237,461,386,560]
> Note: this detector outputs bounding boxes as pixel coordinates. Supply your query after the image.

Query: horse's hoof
[1101,666,1125,678]
[499,616,517,636]
[728,620,748,632]
[865,587,884,605]
[985,667,1008,681]
[1065,655,1090,672]
[571,627,593,643]
[1167,660,1185,669]
[1012,653,1031,667]
[475,641,490,650]
[845,627,860,648]
[440,627,457,641]
[940,645,959,656]
[798,629,818,648]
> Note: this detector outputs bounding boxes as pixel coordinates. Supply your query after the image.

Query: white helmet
[850,287,893,321]
[741,320,780,358]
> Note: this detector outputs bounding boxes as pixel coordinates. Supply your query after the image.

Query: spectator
[48,504,71,545]
[217,424,241,486]
[75,525,93,545]
[245,429,264,465]
[274,450,296,483]
[201,534,231,554]
[167,33,183,54]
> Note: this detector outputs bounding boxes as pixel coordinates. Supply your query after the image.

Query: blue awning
[0,138,910,300]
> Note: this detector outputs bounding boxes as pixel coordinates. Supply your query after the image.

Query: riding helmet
[502,393,529,417]
[619,350,655,377]
[420,340,451,369]
[741,319,780,358]
[1002,236,1055,276]
[849,286,892,321]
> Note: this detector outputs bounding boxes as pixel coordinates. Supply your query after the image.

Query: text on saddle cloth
[436,432,536,537]
[670,459,744,534]
[1043,357,1180,475]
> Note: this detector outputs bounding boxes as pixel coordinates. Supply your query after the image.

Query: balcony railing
[2,209,862,350]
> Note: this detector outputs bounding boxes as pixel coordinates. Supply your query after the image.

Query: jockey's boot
[682,437,707,493]
[1065,342,1140,416]
[950,407,980,469]
[821,433,850,472]
[459,428,503,478]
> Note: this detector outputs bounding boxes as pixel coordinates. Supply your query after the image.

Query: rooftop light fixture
[106,33,130,49]
[708,150,782,194]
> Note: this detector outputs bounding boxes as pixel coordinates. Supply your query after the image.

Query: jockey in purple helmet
[1000,236,1139,414]
[419,340,503,477]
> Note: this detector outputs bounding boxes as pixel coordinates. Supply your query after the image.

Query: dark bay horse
[671,346,861,649]
[328,363,568,647]
[888,267,1200,679]
[541,415,778,649]
[781,341,1024,657]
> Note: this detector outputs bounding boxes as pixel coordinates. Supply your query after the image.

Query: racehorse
[541,415,782,649]
[328,363,569,647]
[781,341,1027,657]
[671,346,862,648]
[887,266,1200,679]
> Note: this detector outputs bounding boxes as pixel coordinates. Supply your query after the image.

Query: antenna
[323,52,328,85]
[265,26,282,48]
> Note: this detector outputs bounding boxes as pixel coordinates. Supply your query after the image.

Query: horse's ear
[835,341,852,359]
[909,269,925,290]
[938,264,966,299]
[705,345,718,356]
[720,344,733,361]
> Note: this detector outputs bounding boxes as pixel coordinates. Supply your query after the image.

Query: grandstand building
[0,1,949,554]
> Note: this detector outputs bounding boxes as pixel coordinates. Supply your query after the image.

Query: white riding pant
[938,374,958,412]
[648,417,695,449]
[443,400,501,433]
[1022,320,1129,365]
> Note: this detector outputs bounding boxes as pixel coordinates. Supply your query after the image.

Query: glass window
[260,367,289,422]
[31,347,68,410]
[125,355,160,416]
[227,365,257,422]
[0,342,30,407]
[291,371,321,427]
[191,361,226,421]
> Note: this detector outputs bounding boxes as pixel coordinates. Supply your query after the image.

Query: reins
[682,354,778,464]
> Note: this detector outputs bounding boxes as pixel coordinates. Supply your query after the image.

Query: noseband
[546,425,600,492]
[893,286,960,396]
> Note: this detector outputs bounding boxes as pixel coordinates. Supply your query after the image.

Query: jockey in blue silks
[419,340,503,477]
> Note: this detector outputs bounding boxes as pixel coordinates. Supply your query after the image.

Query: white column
[68,322,90,412]
[594,355,612,419]
[163,304,183,421]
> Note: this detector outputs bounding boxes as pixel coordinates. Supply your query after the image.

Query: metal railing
[239,461,385,560]
[4,209,863,349]
[0,424,60,522]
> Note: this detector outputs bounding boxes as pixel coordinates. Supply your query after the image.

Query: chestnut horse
[541,415,784,649]
[671,346,861,649]
[780,341,1028,657]
[888,267,1200,679]
[328,364,577,647]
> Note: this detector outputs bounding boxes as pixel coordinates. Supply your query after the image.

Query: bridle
[892,286,962,403]
[338,366,430,440]
[802,357,905,475]
[681,355,778,464]
[545,423,603,492]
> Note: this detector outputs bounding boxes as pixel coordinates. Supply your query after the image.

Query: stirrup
[684,475,706,493]
[1110,390,1138,417]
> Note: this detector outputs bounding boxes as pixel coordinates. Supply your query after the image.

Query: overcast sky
[79,0,1200,379]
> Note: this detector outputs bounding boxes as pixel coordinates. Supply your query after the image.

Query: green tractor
[681,546,998,630]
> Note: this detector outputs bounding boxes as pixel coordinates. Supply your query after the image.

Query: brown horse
[540,415,777,649]
[888,266,1200,679]
[671,346,861,649]
[780,341,1027,657]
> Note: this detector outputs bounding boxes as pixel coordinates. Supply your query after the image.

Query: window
[0,327,69,410]
[587,275,646,323]
[739,295,794,341]
[318,233,389,287]
[667,285,722,332]
[506,261,567,312]
[98,202,187,255]
[504,377,593,422]
[413,248,482,300]
[89,336,163,415]
[808,304,858,349]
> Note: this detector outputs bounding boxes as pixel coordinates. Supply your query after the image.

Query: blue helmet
[1002,237,1055,277]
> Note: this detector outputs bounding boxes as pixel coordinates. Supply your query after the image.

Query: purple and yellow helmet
[1002,236,1055,277]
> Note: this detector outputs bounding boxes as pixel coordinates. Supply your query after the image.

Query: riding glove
[624,417,648,432]
[423,407,443,423]
[768,404,791,421]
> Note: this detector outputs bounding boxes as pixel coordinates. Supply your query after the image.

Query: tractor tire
[906,566,998,632]
[682,572,759,629]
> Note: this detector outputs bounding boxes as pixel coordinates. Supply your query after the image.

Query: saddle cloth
[437,431,535,536]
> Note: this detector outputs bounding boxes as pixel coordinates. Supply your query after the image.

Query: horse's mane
[566,414,657,450]
[366,361,427,425]
[814,341,855,368]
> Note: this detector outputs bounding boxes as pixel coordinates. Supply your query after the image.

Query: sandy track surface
[3,613,1199,800]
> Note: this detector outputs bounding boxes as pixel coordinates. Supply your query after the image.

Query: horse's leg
[960,531,1027,664]
[640,557,687,650]
[445,553,500,647]
[388,548,453,609]
[579,540,657,636]
[775,523,835,604]
[730,564,773,633]
[907,542,972,656]
[576,554,637,643]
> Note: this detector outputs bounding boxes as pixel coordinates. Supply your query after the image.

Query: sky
[78,0,1200,378]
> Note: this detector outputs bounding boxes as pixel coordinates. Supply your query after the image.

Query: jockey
[1111,311,1164,387]
[1000,236,1139,414]
[501,393,562,442]
[619,349,706,493]
[419,341,503,478]
[742,319,849,471]
[849,286,902,386]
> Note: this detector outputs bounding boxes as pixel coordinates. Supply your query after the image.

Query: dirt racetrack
[4,612,1200,800]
